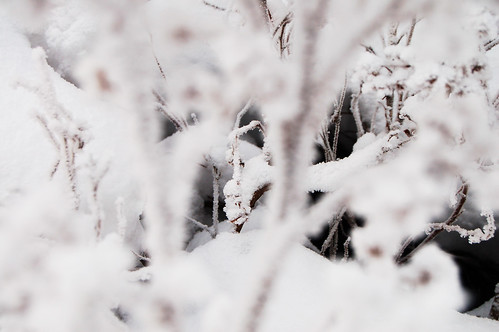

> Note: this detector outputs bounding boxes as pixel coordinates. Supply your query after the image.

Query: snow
[0,1,498,331]
[188,230,499,332]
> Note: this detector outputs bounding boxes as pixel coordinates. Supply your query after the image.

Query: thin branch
[406,17,417,46]
[397,183,469,264]
[319,120,334,162]
[490,284,499,320]
[234,99,254,130]
[259,0,274,27]
[153,90,188,131]
[492,91,499,109]
[212,165,221,236]
[332,76,348,160]
[131,250,151,263]
[361,44,377,55]
[90,162,109,239]
[485,38,499,52]
[202,0,226,11]
[351,90,365,138]
[320,208,346,256]
[186,216,215,238]
[273,12,293,37]
[342,236,351,262]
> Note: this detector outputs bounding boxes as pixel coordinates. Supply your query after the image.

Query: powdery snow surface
[189,231,499,332]
[0,0,499,331]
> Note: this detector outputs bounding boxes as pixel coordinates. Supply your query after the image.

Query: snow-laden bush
[0,0,499,331]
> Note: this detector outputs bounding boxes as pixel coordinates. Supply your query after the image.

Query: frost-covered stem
[342,236,351,262]
[259,0,274,28]
[351,91,365,138]
[226,119,266,228]
[234,99,254,130]
[153,90,188,131]
[406,17,417,46]
[35,114,61,152]
[203,0,226,11]
[388,22,399,45]
[385,94,394,130]
[426,210,496,244]
[485,38,499,52]
[397,183,469,264]
[274,12,293,58]
[330,229,339,259]
[131,250,151,264]
[90,163,108,239]
[212,165,221,236]
[320,208,346,256]
[392,89,400,125]
[63,135,80,209]
[30,49,85,210]
[186,216,215,237]
[332,77,348,160]
[331,97,342,162]
[492,91,499,110]
[395,235,414,263]
[319,121,334,163]
[238,0,272,32]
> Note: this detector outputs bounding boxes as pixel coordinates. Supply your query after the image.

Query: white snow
[0,1,498,332]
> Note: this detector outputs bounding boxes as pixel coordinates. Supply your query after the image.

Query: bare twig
[273,12,294,57]
[202,0,226,11]
[225,118,267,229]
[319,120,334,162]
[397,183,469,264]
[90,162,109,239]
[28,49,86,210]
[131,250,152,263]
[259,0,274,27]
[485,38,499,52]
[212,165,221,236]
[426,209,496,244]
[185,216,215,238]
[342,236,351,262]
[351,90,365,138]
[332,76,348,160]
[406,17,417,46]
[320,208,346,256]
[153,90,188,131]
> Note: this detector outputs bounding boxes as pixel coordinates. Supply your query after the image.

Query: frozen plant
[0,0,499,332]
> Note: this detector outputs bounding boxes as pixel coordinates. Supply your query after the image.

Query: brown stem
[396,183,469,265]
[406,17,417,46]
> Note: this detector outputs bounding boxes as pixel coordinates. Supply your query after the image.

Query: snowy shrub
[1,0,499,331]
